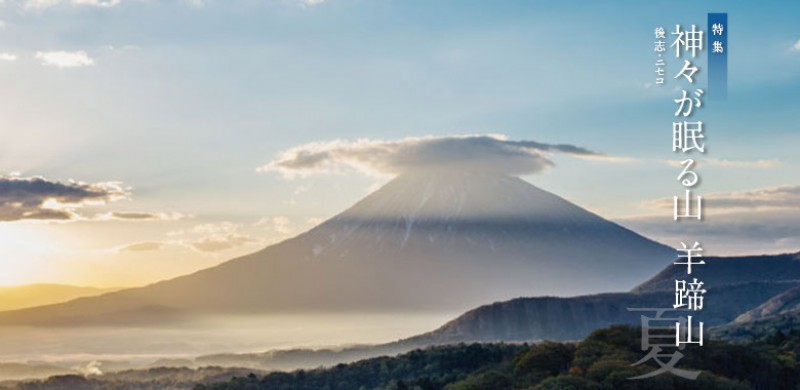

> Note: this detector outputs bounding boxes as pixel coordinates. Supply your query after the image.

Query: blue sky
[1,0,799,286]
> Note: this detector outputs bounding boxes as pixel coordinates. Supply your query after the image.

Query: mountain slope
[0,171,674,326]
[401,253,800,344]
[632,252,800,293]
[99,252,800,373]
[0,284,120,312]
[733,284,800,323]
[402,281,798,344]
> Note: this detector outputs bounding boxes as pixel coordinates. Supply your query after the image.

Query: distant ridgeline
[172,252,800,373]
[192,326,799,390]
[5,254,800,388]
[403,252,800,344]
[18,325,791,390]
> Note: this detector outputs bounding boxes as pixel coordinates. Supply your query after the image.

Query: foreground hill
[17,326,793,390]
[194,326,799,390]
[2,366,266,390]
[0,171,673,326]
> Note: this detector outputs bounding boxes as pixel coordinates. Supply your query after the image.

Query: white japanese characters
[629,21,713,381]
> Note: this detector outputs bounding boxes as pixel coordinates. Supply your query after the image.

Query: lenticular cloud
[260,134,604,177]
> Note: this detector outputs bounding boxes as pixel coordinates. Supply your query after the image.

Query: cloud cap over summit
[260,134,606,177]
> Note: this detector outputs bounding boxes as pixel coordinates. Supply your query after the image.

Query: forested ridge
[195,325,800,390]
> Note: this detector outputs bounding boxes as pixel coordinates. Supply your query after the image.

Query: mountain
[712,308,800,341]
[708,283,800,341]
[187,253,800,372]
[403,282,798,344]
[402,253,800,344]
[0,284,120,312]
[6,252,790,376]
[632,252,800,293]
[733,284,800,323]
[0,171,674,326]
[188,280,797,372]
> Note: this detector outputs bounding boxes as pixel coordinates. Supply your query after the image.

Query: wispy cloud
[96,211,191,221]
[709,185,800,210]
[666,158,781,169]
[35,50,95,68]
[640,185,800,214]
[23,0,60,8]
[117,241,164,252]
[253,216,293,235]
[307,217,325,226]
[189,234,259,252]
[792,39,800,52]
[72,0,120,6]
[0,174,128,222]
[628,183,800,254]
[260,134,611,178]
[24,0,120,9]
[618,208,800,256]
[168,222,263,253]
[632,184,800,254]
[0,53,17,62]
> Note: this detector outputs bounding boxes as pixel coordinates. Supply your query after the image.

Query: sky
[1,0,799,287]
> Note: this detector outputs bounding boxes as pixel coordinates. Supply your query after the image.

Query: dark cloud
[0,175,128,222]
[99,211,189,221]
[260,134,609,177]
[110,211,160,220]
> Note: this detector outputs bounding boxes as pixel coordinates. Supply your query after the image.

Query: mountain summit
[0,171,674,325]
